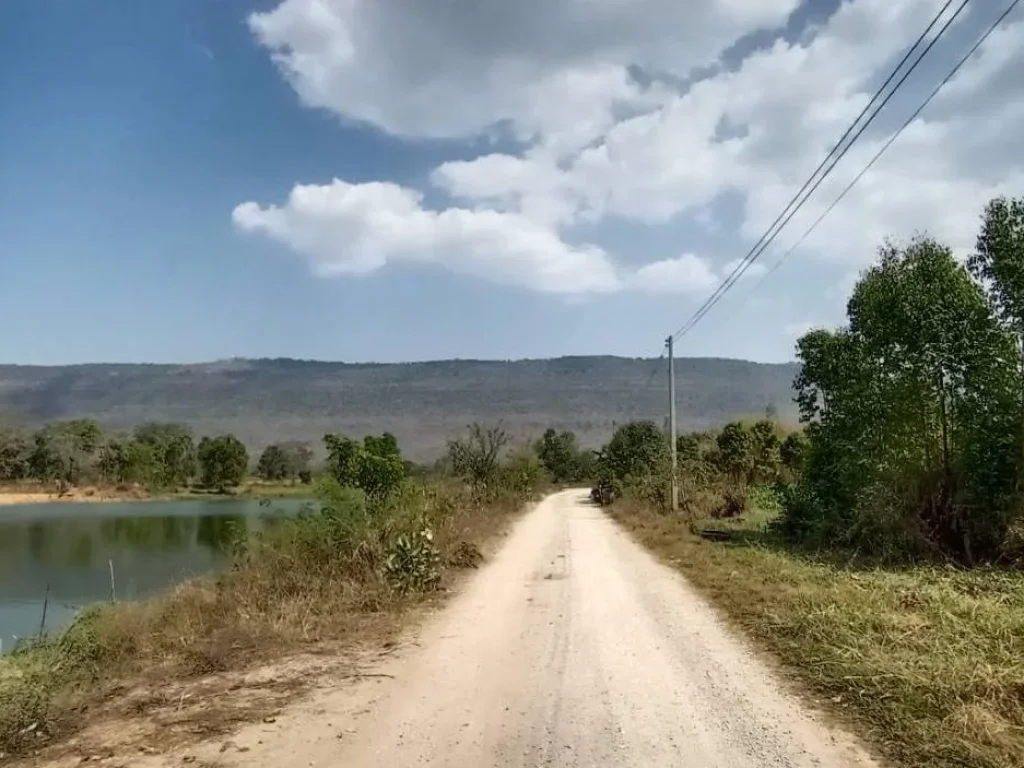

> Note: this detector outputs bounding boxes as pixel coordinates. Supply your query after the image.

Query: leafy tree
[364,432,400,460]
[715,422,755,483]
[0,428,29,481]
[575,448,597,483]
[360,432,404,499]
[26,420,102,484]
[782,233,1018,562]
[324,434,362,487]
[676,432,706,463]
[447,423,510,489]
[750,419,781,482]
[133,423,196,488]
[256,444,290,481]
[61,419,103,456]
[598,421,667,485]
[779,432,808,473]
[280,441,314,481]
[537,428,585,483]
[323,432,404,502]
[969,196,1024,335]
[197,434,249,491]
[969,196,1024,519]
[97,438,156,485]
[502,445,548,496]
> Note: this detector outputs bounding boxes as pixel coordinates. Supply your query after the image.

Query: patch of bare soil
[9,636,413,768]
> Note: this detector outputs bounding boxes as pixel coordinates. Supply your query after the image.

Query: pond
[0,498,313,653]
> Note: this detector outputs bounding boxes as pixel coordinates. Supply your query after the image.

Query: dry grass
[0,479,531,760]
[611,499,1024,768]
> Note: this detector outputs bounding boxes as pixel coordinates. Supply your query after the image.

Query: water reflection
[0,498,310,651]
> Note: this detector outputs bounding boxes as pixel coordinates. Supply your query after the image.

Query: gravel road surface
[201,489,878,767]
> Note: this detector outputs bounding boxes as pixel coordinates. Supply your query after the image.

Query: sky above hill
[1,0,1022,365]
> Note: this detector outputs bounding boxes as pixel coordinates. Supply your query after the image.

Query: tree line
[588,196,1024,566]
[0,420,316,493]
[778,196,1024,564]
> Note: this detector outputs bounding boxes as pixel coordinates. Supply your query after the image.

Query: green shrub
[385,527,442,593]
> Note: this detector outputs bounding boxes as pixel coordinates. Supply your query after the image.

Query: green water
[0,498,312,652]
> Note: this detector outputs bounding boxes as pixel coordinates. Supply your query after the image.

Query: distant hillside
[0,357,799,459]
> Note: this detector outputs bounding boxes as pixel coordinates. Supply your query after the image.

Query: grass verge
[0,479,531,760]
[610,498,1024,768]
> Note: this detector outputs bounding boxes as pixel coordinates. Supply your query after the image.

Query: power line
[671,0,969,342]
[750,0,1022,293]
[668,0,969,343]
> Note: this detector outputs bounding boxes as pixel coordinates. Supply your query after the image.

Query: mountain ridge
[0,356,800,459]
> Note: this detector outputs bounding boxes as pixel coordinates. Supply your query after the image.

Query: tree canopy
[197,434,249,491]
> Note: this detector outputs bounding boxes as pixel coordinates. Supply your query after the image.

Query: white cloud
[248,0,798,147]
[431,152,577,226]
[232,180,620,295]
[630,254,719,295]
[240,0,1024,301]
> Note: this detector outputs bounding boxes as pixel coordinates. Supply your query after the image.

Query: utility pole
[667,336,678,512]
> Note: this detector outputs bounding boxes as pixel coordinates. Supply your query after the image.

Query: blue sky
[1,0,1021,365]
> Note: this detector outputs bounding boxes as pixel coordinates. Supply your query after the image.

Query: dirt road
[187,490,877,767]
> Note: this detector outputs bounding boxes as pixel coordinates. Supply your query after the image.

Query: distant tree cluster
[598,196,1024,566]
[534,428,594,484]
[445,423,547,500]
[256,441,314,483]
[0,419,314,494]
[0,420,198,490]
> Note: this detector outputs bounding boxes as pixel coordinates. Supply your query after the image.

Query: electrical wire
[667,0,970,343]
[748,0,1022,294]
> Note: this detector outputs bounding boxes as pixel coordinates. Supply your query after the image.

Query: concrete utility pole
[667,336,678,512]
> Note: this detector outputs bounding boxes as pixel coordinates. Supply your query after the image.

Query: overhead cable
[667,0,969,344]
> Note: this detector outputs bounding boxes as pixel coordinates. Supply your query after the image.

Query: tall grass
[0,477,533,757]
[611,498,1024,768]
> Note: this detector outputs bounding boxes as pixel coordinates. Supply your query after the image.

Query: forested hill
[0,357,798,459]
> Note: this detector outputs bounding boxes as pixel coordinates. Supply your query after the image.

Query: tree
[0,428,29,481]
[355,450,404,502]
[364,432,400,460]
[447,423,510,489]
[598,421,667,485]
[502,445,548,496]
[780,432,808,473]
[716,422,755,483]
[98,438,156,485]
[324,434,362,487]
[134,423,196,488]
[257,441,314,483]
[323,432,404,502]
[537,428,584,483]
[256,444,290,481]
[280,441,314,482]
[197,434,249,491]
[676,431,712,463]
[782,233,1018,562]
[750,419,781,482]
[26,420,102,485]
[969,196,1024,334]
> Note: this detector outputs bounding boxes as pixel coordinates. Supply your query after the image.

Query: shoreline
[0,491,151,506]
[0,485,315,507]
